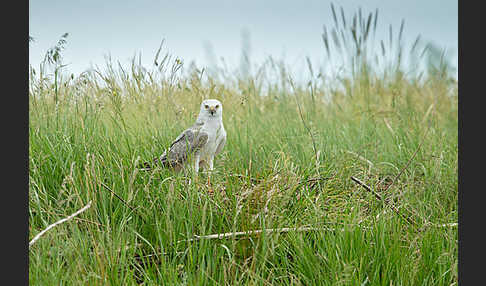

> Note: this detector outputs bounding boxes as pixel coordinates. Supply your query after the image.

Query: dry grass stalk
[182,226,324,242]
[29,201,92,248]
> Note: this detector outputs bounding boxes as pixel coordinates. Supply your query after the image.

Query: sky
[29,0,457,79]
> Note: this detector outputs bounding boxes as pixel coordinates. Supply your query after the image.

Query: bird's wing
[141,123,208,170]
[164,128,208,165]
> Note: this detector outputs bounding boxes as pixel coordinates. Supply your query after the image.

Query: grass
[29,5,457,285]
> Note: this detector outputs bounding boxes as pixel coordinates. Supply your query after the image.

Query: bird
[141,99,227,176]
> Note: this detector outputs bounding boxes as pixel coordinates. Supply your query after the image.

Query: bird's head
[199,99,223,118]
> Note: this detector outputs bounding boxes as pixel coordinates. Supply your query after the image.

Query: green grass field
[29,8,457,285]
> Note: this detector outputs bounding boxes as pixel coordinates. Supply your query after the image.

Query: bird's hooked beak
[209,106,216,115]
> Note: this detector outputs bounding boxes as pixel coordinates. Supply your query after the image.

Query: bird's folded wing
[167,129,208,163]
[140,128,208,170]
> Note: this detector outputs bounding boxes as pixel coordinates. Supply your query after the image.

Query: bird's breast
[198,123,224,157]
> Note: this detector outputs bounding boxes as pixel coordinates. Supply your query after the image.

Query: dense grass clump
[29,5,457,285]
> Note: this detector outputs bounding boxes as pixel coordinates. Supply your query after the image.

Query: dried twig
[100,182,147,224]
[350,176,383,201]
[430,222,458,228]
[38,209,105,228]
[351,128,430,228]
[29,201,92,248]
[381,128,429,194]
[100,182,135,212]
[182,223,374,243]
[350,176,417,226]
[180,226,328,242]
[351,176,458,230]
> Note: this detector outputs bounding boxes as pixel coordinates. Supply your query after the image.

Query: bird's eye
[215,105,219,109]
[204,105,209,109]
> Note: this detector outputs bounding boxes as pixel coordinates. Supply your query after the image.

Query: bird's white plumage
[193,99,227,172]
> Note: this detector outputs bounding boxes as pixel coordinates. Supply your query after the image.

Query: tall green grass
[29,5,457,285]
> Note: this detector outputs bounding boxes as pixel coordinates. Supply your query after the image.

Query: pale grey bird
[141,99,226,173]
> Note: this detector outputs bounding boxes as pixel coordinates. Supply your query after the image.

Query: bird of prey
[141,99,226,174]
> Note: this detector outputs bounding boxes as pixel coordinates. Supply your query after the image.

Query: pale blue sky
[29,0,457,78]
